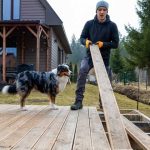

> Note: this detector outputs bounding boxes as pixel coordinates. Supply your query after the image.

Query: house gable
[39,0,62,25]
[0,0,62,25]
[21,0,46,23]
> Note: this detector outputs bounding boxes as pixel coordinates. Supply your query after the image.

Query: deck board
[0,104,110,150]
[73,107,92,150]
[90,45,131,149]
[52,108,79,150]
[0,106,46,149]
[12,107,61,150]
[32,107,70,149]
[89,107,111,150]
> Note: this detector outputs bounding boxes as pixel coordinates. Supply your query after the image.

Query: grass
[0,83,150,117]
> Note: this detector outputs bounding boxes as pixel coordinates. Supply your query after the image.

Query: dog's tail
[2,85,17,95]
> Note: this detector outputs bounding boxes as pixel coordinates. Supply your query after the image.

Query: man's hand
[96,41,103,48]
[85,39,92,48]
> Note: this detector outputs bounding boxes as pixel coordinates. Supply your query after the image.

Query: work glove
[85,39,92,49]
[96,41,103,48]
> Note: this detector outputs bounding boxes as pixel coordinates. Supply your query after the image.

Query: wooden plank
[0,106,44,141]
[32,107,70,149]
[0,106,49,149]
[90,45,131,149]
[6,26,16,38]
[52,109,79,150]
[40,25,48,38]
[123,116,150,150]
[26,26,37,38]
[0,105,24,123]
[89,107,111,150]
[0,105,37,130]
[12,107,62,150]
[134,110,150,122]
[0,104,17,112]
[73,107,92,150]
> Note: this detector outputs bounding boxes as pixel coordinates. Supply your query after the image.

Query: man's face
[96,7,108,22]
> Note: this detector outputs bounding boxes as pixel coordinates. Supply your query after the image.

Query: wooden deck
[0,104,110,150]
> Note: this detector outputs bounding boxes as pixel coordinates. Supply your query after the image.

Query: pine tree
[124,0,150,84]
[67,34,86,67]
[110,48,123,74]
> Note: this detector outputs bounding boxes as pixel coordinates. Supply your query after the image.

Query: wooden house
[0,0,71,82]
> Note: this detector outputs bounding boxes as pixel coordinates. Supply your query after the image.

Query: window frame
[2,0,20,20]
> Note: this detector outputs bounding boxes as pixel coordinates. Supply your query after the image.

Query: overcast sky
[48,0,139,42]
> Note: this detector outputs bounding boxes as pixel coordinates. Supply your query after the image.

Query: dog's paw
[20,107,28,111]
[49,104,58,110]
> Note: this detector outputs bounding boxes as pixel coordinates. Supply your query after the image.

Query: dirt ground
[113,83,150,105]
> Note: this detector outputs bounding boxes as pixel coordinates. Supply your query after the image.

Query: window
[0,47,17,66]
[2,0,20,20]
[2,0,11,20]
[13,0,20,19]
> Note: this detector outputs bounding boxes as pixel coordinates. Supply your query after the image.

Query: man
[71,0,119,110]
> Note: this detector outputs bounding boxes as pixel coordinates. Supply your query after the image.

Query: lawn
[0,83,150,117]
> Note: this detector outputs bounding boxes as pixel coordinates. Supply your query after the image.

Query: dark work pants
[75,56,110,102]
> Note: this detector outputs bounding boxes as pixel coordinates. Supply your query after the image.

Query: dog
[2,64,71,110]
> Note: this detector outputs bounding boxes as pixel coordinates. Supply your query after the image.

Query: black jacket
[80,14,119,66]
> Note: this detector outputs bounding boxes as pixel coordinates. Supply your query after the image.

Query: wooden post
[36,26,40,71]
[137,69,140,110]
[21,32,25,64]
[2,26,6,81]
[1,26,16,81]
[46,30,50,71]
[90,45,131,149]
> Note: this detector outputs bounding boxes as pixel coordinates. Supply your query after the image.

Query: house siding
[51,30,58,69]
[21,0,46,23]
[17,34,36,67]
[39,47,47,71]
[16,32,48,71]
[57,40,67,64]
[47,29,52,70]
[50,29,67,69]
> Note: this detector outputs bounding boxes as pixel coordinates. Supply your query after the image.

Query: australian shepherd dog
[2,64,71,110]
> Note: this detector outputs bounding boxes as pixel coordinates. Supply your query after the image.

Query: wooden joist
[90,45,132,149]
[123,116,150,150]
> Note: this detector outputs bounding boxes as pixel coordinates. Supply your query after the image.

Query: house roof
[39,0,71,53]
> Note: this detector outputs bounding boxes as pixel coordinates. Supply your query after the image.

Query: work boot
[70,101,83,110]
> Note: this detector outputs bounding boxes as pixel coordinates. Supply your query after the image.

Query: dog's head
[57,64,71,77]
